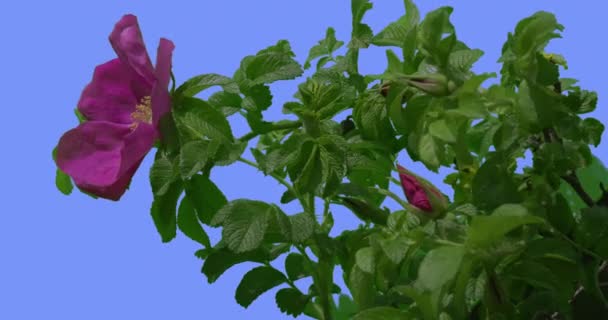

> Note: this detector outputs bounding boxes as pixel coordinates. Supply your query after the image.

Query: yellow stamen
[129,96,152,131]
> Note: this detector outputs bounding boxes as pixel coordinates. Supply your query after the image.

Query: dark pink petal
[150,38,175,127]
[55,121,155,200]
[76,159,144,201]
[109,14,156,88]
[397,165,433,212]
[78,59,139,124]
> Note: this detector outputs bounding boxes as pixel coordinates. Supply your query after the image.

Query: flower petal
[78,59,139,124]
[55,121,155,200]
[109,14,155,89]
[151,38,175,127]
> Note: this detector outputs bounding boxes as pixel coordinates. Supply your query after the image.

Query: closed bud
[397,164,449,218]
[338,196,389,225]
[396,73,456,96]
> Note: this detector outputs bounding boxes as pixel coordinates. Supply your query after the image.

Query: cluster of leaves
[56,0,608,319]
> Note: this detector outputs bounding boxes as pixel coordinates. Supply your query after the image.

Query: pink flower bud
[397,164,449,217]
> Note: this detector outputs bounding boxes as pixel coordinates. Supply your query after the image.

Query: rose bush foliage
[53,1,608,319]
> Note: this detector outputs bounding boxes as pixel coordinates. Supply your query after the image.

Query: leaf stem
[389,176,402,186]
[237,157,313,216]
[374,187,410,210]
[263,260,300,292]
[540,127,596,207]
[238,157,292,190]
[434,239,463,247]
[322,199,330,222]
[237,120,302,143]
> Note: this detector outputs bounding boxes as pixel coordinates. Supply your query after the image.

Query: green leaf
[466,204,544,248]
[176,73,239,97]
[523,238,578,263]
[371,0,420,47]
[429,119,457,143]
[564,87,598,114]
[379,236,409,264]
[242,85,273,112]
[275,288,309,317]
[507,260,562,290]
[55,168,73,195]
[304,27,344,69]
[236,40,303,88]
[582,118,605,147]
[280,189,296,204]
[417,246,464,291]
[535,52,559,85]
[185,174,227,225]
[349,0,374,49]
[173,97,234,143]
[150,181,183,243]
[335,294,358,320]
[353,91,396,143]
[546,193,575,235]
[449,49,483,73]
[417,7,455,68]
[261,132,307,175]
[150,152,177,196]
[418,134,441,171]
[575,206,608,257]
[349,265,376,311]
[448,49,484,82]
[355,247,375,274]
[386,84,409,134]
[157,112,181,153]
[297,79,345,115]
[511,12,564,57]
[177,196,210,247]
[499,11,564,85]
[178,140,220,179]
[352,307,408,320]
[403,95,432,135]
[291,142,324,194]
[472,155,522,211]
[221,200,275,253]
[208,91,243,116]
[559,179,588,213]
[576,155,608,201]
[214,140,248,166]
[202,248,268,283]
[235,266,287,308]
[285,253,310,281]
[289,212,316,243]
[265,206,292,243]
[391,285,439,320]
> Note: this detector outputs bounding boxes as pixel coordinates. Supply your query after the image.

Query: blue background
[1,1,606,319]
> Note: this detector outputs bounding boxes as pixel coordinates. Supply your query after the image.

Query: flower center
[129,96,152,130]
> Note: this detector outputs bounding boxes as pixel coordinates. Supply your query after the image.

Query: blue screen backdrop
[1,1,606,319]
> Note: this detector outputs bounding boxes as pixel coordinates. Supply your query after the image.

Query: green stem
[308,193,316,220]
[237,157,312,216]
[389,176,401,187]
[237,120,302,143]
[552,227,602,261]
[237,157,295,194]
[264,260,300,292]
[374,187,409,210]
[298,244,333,320]
[434,239,463,247]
